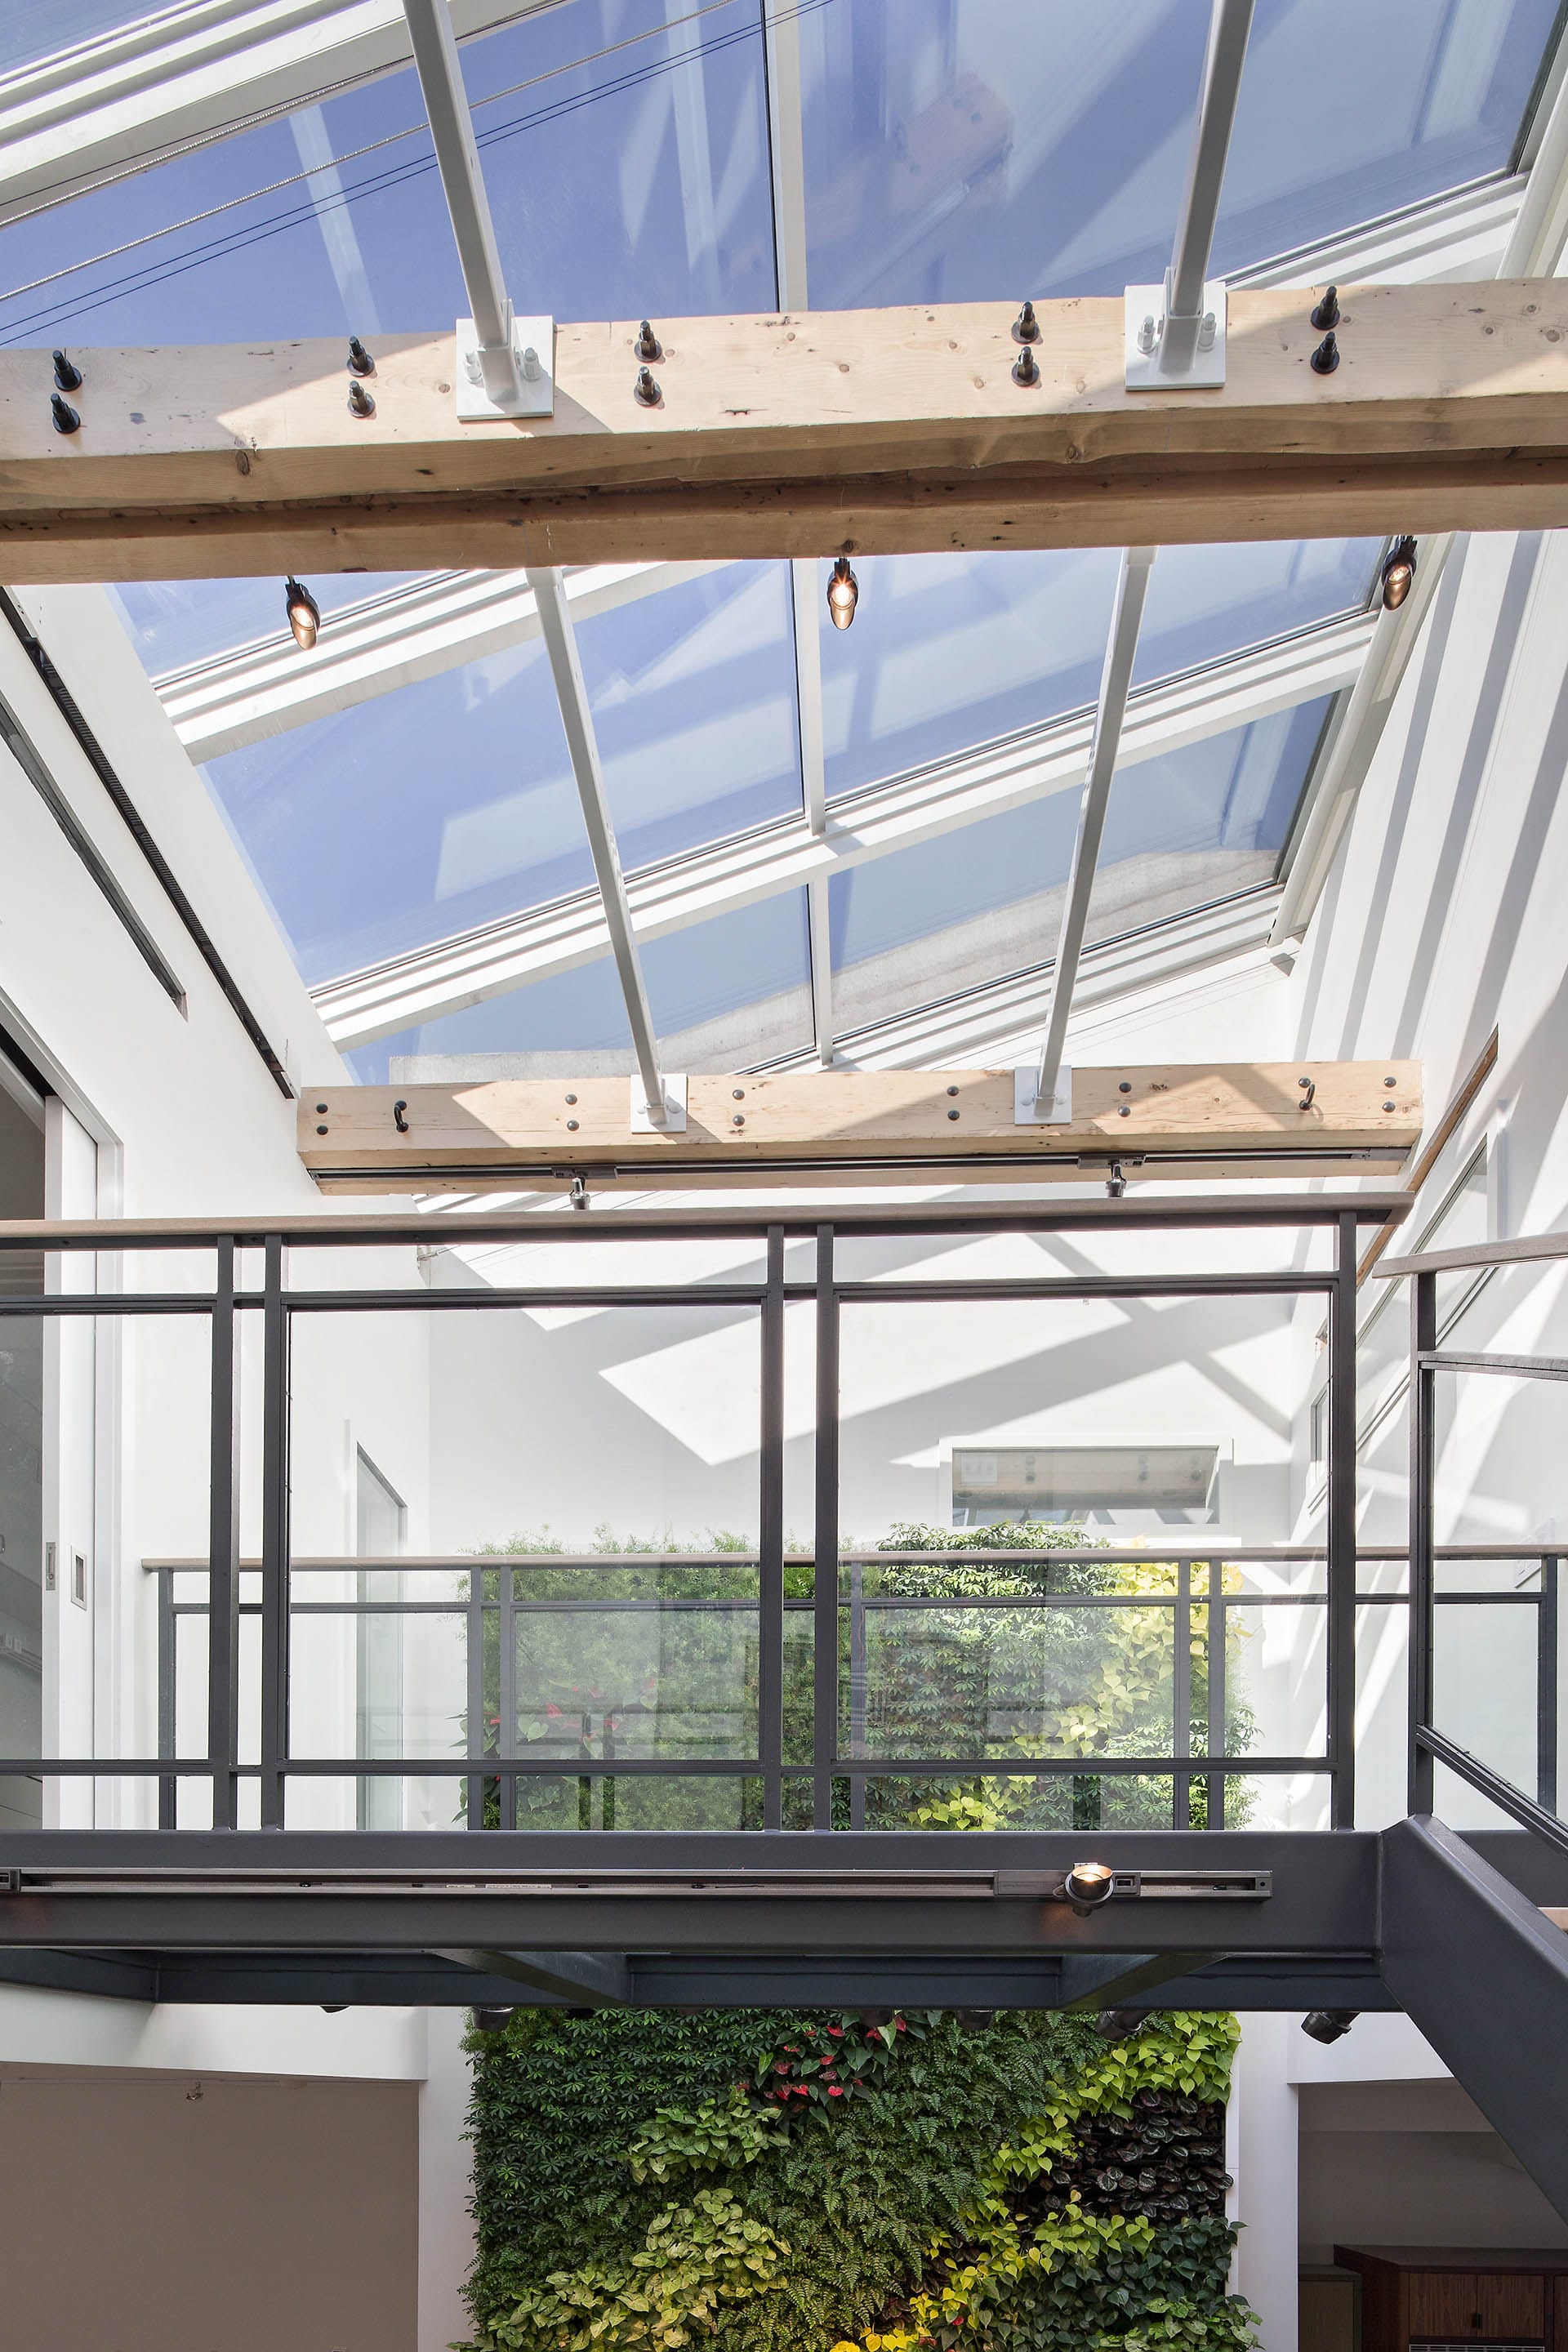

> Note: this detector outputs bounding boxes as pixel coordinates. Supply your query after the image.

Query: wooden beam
[296,1062,1421,1191]
[2,287,1567,579]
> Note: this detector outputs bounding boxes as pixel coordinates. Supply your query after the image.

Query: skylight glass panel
[822,541,1375,801]
[827,697,1331,1037]
[0,0,773,350]
[800,0,1556,308]
[569,564,802,875]
[1,1,153,75]
[202,563,800,985]
[347,890,813,1084]
[203,638,593,984]
[109,574,426,679]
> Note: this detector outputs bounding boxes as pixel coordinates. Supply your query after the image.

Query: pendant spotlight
[1380,537,1417,612]
[826,555,859,630]
[1061,1860,1116,1916]
[284,577,321,651]
[1300,2009,1357,2045]
[1094,2009,1143,2042]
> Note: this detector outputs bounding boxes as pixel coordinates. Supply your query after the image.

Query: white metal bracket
[1013,1065,1073,1125]
[630,1074,688,1134]
[1123,281,1227,390]
[456,312,555,421]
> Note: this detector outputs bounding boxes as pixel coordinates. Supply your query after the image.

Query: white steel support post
[765,0,834,1065]
[401,0,553,418]
[1019,547,1156,1122]
[1125,0,1254,388]
[525,567,684,1131]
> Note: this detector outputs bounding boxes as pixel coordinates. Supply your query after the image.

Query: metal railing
[0,1193,1402,1837]
[1379,1227,1568,1855]
[145,1544,1563,1835]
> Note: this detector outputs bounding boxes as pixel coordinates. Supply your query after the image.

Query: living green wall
[460,2007,1258,2352]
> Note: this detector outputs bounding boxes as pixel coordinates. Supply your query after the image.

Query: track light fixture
[51,349,82,392]
[346,336,374,376]
[826,555,859,630]
[1300,2008,1357,2045]
[1094,2009,1143,2042]
[473,2006,514,2034]
[284,577,321,651]
[1310,285,1340,331]
[1062,1860,1116,1916]
[50,391,80,434]
[635,319,662,362]
[1309,331,1339,376]
[1380,536,1417,612]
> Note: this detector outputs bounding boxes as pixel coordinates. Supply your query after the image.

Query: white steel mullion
[764,1,830,1066]
[1028,549,1155,1115]
[314,608,1372,1048]
[526,566,670,1125]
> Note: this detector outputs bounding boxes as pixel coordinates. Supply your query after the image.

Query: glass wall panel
[833,1293,1316,1831]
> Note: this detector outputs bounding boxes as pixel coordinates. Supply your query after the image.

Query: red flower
[773,2060,791,2074]
[826,2025,844,2038]
[893,2016,906,2032]
[792,2083,808,2096]
[544,1703,561,1717]
[827,2084,844,2097]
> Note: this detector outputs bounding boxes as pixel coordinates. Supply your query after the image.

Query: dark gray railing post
[849,1561,866,1830]
[813,1224,839,1831]
[257,1235,290,1829]
[759,1226,785,1829]
[1206,1557,1226,1829]
[1409,1267,1437,1815]
[157,1566,176,1829]
[1538,1553,1559,1817]
[1174,1557,1192,1829]
[499,1561,517,1831]
[1327,1210,1359,1827]
[207,1236,241,1829]
[465,1566,485,1832]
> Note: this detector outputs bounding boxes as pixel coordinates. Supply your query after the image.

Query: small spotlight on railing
[1301,2008,1357,2045]
[827,555,859,630]
[1012,299,1040,345]
[1309,331,1339,376]
[1310,284,1340,331]
[284,577,321,651]
[1380,536,1417,612]
[1062,1860,1116,1916]
[1094,2008,1143,2042]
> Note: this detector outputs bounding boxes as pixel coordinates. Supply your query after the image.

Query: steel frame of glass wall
[1404,1236,1568,1855]
[0,1192,1407,1842]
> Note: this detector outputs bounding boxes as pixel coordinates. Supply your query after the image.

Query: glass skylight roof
[822,540,1377,802]
[800,0,1557,307]
[202,564,801,983]
[352,890,814,1085]
[0,2,773,350]
[16,0,1562,1077]
[828,699,1333,1037]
